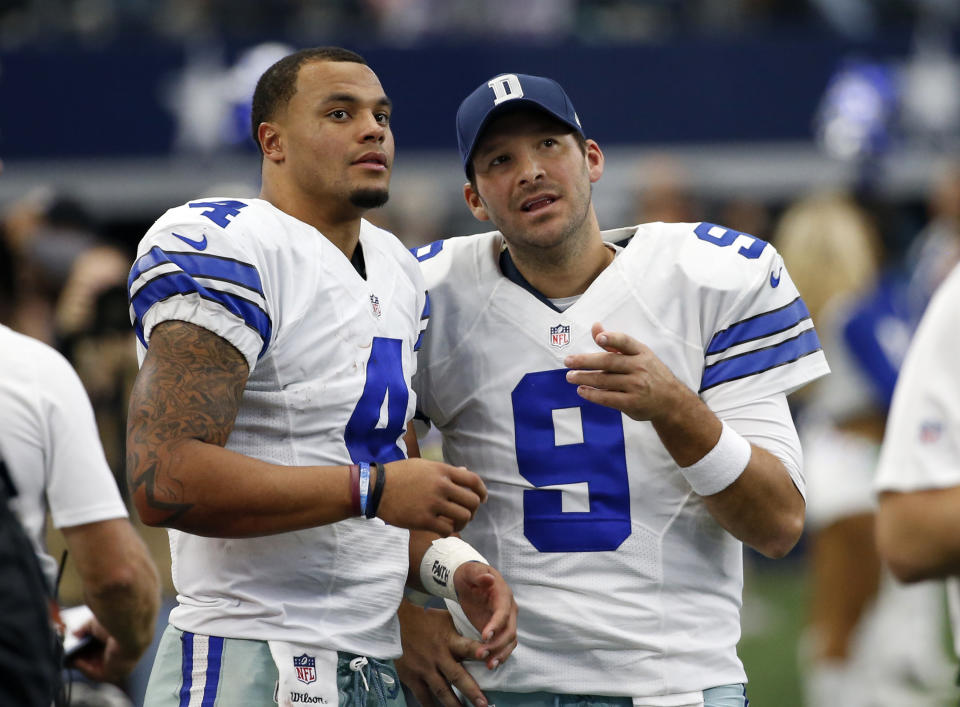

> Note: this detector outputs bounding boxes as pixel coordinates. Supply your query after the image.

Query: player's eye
[374,112,390,125]
[543,138,557,147]
[328,109,349,120]
[490,154,510,167]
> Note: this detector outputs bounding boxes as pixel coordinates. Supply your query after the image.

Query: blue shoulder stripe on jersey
[706,297,810,355]
[131,271,272,357]
[411,240,444,262]
[700,328,822,391]
[129,246,264,296]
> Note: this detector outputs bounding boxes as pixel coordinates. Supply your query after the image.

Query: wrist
[419,537,488,602]
[678,421,751,496]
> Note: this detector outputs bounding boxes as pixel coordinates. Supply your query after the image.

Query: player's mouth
[352,152,389,171]
[520,194,559,212]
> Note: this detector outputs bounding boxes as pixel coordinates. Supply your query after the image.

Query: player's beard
[349,188,389,209]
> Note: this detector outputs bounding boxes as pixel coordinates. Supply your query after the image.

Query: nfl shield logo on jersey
[294,653,317,684]
[370,294,382,318]
[550,324,571,349]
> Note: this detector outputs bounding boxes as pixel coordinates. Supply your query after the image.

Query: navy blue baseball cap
[456,73,584,174]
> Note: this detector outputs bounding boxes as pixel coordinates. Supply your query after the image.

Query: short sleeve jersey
[128,198,428,657]
[413,222,828,699]
[875,263,960,657]
[0,325,127,585]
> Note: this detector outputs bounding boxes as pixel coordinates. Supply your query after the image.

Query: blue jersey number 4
[512,369,631,552]
[344,337,409,464]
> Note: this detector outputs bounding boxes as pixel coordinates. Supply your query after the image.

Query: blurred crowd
[1,0,959,48]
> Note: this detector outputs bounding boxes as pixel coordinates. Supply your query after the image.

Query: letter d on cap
[488,73,524,105]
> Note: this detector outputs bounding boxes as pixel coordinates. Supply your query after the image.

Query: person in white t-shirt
[397,73,829,707]
[0,323,160,696]
[127,47,516,707]
[875,262,960,668]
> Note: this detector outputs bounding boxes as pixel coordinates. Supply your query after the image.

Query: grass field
[738,553,959,707]
[740,557,808,707]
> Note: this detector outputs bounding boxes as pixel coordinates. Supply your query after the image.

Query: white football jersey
[0,325,128,586]
[413,222,828,698]
[875,262,960,657]
[128,198,427,657]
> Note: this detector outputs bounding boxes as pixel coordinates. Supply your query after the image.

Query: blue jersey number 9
[512,369,631,552]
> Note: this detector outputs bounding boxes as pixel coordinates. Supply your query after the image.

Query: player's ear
[463,182,490,222]
[259,122,284,163]
[586,139,604,184]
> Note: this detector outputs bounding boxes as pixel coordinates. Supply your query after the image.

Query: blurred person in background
[873,260,960,693]
[0,323,162,703]
[629,154,701,225]
[775,190,956,707]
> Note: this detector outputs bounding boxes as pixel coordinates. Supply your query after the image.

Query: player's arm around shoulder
[565,322,804,558]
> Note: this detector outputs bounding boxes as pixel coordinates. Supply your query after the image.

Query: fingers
[438,661,488,707]
[448,466,488,504]
[571,385,633,411]
[404,678,440,707]
[593,325,643,355]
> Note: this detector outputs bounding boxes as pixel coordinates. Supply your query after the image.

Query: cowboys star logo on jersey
[294,653,317,684]
[370,293,382,318]
[550,324,571,349]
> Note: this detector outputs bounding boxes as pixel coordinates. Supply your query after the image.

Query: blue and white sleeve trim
[128,246,272,363]
[701,297,822,392]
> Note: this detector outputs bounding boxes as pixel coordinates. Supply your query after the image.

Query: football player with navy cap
[397,72,830,707]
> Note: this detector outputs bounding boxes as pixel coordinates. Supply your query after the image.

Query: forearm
[128,437,356,536]
[653,389,804,558]
[63,519,161,656]
[700,446,804,558]
[84,546,160,655]
[877,487,960,582]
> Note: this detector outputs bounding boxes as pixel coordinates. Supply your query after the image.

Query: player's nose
[515,151,545,185]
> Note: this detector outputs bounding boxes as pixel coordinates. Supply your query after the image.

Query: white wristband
[679,422,752,496]
[419,537,488,602]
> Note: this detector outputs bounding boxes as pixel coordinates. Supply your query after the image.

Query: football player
[126,48,516,707]
[398,73,829,707]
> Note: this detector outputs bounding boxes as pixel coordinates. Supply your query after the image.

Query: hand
[377,460,487,536]
[563,322,697,422]
[396,600,492,707]
[68,616,142,685]
[454,562,518,670]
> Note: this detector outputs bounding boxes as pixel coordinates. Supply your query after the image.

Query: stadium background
[2,1,959,704]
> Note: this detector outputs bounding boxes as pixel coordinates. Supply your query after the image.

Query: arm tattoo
[126,320,248,526]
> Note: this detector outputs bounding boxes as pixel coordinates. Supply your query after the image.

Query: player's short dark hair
[250,46,367,154]
[466,124,589,185]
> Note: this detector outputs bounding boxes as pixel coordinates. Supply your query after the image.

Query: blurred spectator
[1,190,103,344]
[630,154,701,224]
[874,260,960,675]
[775,190,956,706]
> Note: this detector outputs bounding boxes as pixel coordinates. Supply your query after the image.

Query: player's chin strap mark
[419,537,488,602]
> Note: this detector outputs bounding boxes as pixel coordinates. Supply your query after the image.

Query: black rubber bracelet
[365,462,386,519]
